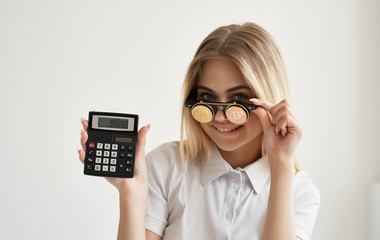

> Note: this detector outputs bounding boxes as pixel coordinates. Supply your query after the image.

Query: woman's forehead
[197,58,248,89]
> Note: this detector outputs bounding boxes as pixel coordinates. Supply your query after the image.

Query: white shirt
[145,142,320,240]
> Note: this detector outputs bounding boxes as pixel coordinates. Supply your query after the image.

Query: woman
[79,22,320,240]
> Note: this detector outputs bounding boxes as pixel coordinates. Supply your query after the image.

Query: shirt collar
[244,156,270,194]
[200,143,271,194]
[200,143,232,187]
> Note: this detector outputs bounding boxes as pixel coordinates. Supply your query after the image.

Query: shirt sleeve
[145,143,176,237]
[293,171,321,240]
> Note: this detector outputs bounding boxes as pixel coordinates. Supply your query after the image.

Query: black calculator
[84,111,138,178]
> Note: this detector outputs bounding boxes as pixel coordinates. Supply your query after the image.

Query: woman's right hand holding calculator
[79,118,152,239]
[78,118,151,198]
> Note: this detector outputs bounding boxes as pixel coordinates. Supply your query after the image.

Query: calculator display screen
[92,115,135,131]
[98,118,128,129]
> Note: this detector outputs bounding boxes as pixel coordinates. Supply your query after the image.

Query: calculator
[84,111,139,178]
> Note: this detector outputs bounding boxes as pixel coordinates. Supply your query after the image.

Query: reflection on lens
[226,106,247,124]
[192,105,214,123]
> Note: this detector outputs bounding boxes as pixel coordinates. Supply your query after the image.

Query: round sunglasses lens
[191,105,214,123]
[225,106,248,124]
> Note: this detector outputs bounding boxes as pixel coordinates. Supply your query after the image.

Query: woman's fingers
[270,99,291,117]
[250,98,301,137]
[253,107,273,131]
[272,107,298,136]
[250,98,274,131]
[80,129,88,150]
[133,124,150,181]
[135,124,150,160]
[81,117,88,131]
[78,149,85,164]
[78,118,88,163]
[250,98,274,112]
[80,118,89,149]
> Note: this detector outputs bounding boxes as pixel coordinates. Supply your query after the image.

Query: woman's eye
[199,93,215,100]
[234,94,248,101]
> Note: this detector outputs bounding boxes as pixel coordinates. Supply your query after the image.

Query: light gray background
[1,0,379,239]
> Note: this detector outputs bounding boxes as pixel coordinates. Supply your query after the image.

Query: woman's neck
[217,134,263,169]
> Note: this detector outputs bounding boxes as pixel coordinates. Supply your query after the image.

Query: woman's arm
[79,120,159,240]
[261,164,296,240]
[116,186,161,240]
[117,190,148,240]
[251,98,303,240]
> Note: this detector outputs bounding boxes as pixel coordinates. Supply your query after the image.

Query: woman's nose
[213,106,229,122]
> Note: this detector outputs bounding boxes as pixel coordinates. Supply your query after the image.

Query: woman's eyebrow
[197,86,215,92]
[197,85,251,93]
[226,85,251,93]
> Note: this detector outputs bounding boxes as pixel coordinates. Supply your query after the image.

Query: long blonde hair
[180,22,300,171]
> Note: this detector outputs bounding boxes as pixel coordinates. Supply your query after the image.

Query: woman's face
[197,57,263,152]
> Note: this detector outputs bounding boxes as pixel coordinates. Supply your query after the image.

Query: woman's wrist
[267,155,296,177]
[118,185,148,202]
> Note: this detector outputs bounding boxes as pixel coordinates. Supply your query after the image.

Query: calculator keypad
[85,142,134,176]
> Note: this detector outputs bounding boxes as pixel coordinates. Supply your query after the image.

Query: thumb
[135,124,150,161]
[254,107,273,131]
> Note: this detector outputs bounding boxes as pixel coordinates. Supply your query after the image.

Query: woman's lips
[212,124,243,134]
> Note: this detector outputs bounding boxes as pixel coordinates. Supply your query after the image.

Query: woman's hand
[78,118,150,198]
[250,98,302,175]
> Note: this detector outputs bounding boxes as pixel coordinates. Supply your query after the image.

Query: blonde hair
[180,22,301,171]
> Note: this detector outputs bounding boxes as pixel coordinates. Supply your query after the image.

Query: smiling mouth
[214,125,243,133]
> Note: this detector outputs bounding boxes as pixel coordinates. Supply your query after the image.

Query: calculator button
[105,144,111,150]
[104,151,110,157]
[96,150,102,156]
[95,158,102,164]
[127,153,133,159]
[95,165,101,171]
[87,157,94,163]
[117,161,124,173]
[110,166,116,172]
[102,165,109,172]
[111,151,117,158]
[89,142,95,149]
[125,167,132,173]
[127,146,133,151]
[120,145,127,151]
[103,158,109,164]
[119,152,126,158]
[112,144,118,150]
[88,150,94,156]
[85,164,93,170]
[97,143,103,149]
[110,159,117,165]
[126,160,133,165]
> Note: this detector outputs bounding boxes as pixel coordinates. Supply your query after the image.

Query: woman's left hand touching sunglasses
[250,98,302,175]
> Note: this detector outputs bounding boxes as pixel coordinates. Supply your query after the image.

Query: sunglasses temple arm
[184,102,192,108]
[247,104,257,111]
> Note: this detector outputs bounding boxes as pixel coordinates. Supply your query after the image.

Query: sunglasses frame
[185,100,257,123]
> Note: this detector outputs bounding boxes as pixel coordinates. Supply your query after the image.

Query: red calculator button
[89,142,95,149]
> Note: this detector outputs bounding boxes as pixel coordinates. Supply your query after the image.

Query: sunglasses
[185,100,257,124]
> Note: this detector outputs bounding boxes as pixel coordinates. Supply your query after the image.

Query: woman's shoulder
[146,142,182,177]
[146,142,181,163]
[294,171,321,203]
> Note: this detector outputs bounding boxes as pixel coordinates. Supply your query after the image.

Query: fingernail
[250,98,259,102]
[271,117,275,125]
[147,124,151,131]
[282,131,286,137]
[80,117,85,122]
[275,126,279,135]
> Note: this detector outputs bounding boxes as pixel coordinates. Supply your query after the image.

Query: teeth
[217,126,240,132]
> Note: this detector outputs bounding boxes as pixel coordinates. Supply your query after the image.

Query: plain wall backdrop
[1,0,379,239]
